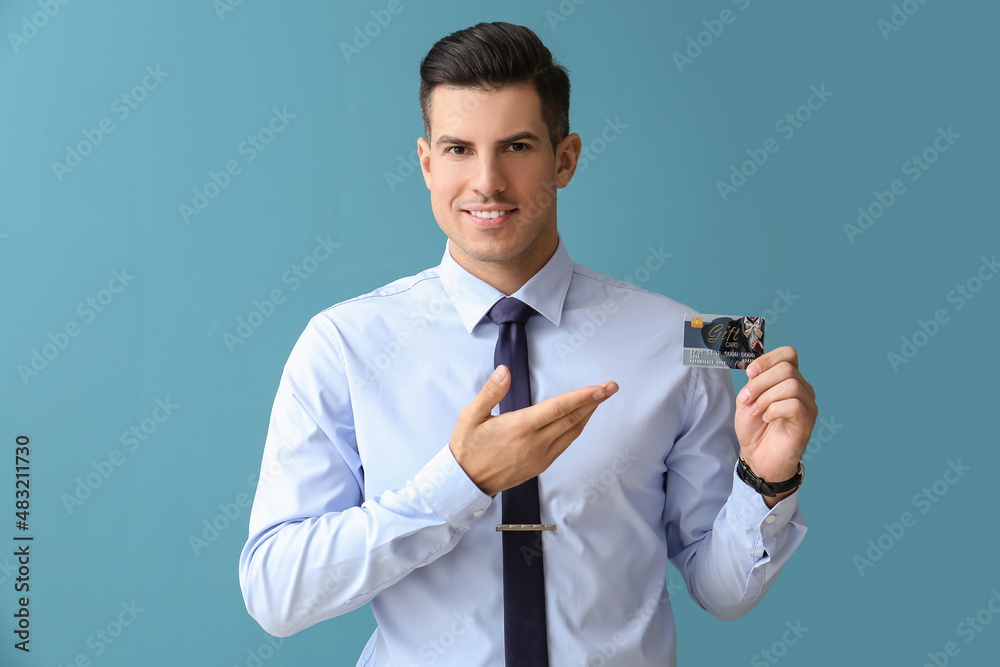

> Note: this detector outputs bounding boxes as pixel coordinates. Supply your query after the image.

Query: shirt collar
[438,237,573,333]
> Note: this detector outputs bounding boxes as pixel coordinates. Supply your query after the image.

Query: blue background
[2,0,998,665]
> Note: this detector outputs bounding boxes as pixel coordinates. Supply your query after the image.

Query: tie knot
[488,297,536,326]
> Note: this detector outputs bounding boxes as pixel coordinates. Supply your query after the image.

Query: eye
[507,142,529,152]
[446,146,468,155]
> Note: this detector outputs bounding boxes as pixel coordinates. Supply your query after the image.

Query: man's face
[417,84,579,279]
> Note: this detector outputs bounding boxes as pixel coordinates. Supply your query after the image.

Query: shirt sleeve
[663,365,807,621]
[238,315,492,637]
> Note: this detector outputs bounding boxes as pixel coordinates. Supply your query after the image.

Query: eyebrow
[434,131,543,148]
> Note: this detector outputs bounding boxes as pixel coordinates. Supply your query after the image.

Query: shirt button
[473,509,484,518]
[765,514,776,524]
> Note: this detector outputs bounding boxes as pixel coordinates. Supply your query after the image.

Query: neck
[450,233,559,296]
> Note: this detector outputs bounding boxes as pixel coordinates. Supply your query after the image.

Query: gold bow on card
[743,317,762,340]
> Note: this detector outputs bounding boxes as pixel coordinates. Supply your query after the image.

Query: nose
[469,152,507,197]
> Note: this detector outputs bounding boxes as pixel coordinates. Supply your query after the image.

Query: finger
[747,345,799,379]
[744,377,815,419]
[523,381,619,431]
[462,365,511,423]
[759,395,817,427]
[738,361,802,406]
[541,403,603,463]
[759,363,815,402]
[537,397,608,458]
[538,382,618,448]
[801,377,816,402]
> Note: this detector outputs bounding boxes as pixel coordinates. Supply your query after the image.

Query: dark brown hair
[419,22,570,152]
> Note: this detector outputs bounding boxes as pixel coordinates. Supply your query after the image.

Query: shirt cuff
[728,466,801,562]
[411,445,492,530]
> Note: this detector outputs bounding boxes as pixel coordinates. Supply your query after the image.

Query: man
[240,22,816,666]
[717,316,765,370]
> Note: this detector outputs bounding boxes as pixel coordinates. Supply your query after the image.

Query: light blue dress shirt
[239,238,807,666]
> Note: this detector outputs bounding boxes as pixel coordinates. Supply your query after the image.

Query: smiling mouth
[464,209,516,220]
[460,208,519,227]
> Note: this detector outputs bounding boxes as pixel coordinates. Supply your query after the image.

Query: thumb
[466,365,510,421]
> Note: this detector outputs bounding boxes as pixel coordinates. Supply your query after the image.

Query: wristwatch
[736,457,804,497]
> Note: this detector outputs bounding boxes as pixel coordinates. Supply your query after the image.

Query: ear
[417,136,432,190]
[553,133,582,189]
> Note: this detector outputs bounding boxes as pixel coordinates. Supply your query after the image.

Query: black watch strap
[736,458,804,497]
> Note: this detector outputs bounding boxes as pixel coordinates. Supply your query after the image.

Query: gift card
[683,313,765,369]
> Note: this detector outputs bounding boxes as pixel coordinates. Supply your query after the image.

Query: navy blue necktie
[487,297,550,667]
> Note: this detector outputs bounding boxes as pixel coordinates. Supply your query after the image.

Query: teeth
[468,210,509,219]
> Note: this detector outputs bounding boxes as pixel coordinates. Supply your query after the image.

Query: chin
[463,243,515,263]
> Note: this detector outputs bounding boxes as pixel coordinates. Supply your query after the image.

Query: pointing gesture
[449,365,619,497]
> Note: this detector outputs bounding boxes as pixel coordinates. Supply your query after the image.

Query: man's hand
[450,365,619,497]
[735,346,817,508]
